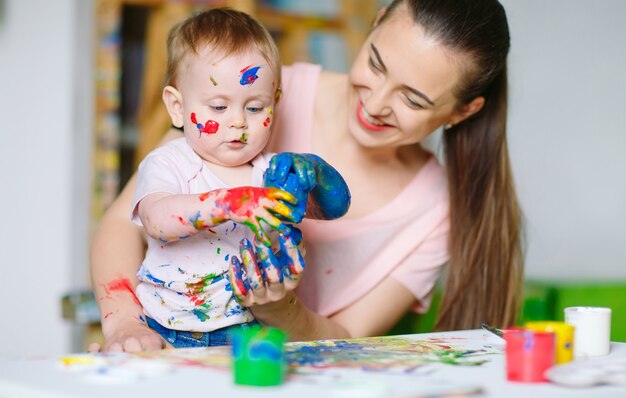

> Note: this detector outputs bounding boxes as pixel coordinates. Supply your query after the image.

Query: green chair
[391,280,626,342]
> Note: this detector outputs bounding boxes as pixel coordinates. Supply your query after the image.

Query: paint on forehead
[240,65,261,85]
[191,112,219,136]
[210,75,217,86]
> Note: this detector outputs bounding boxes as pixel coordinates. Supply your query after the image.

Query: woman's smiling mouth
[357,102,390,132]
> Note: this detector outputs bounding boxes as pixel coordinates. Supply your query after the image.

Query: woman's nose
[362,84,391,116]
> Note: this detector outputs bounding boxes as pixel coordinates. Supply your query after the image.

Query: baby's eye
[211,105,227,111]
[246,106,263,113]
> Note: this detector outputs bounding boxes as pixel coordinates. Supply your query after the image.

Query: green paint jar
[231,326,287,386]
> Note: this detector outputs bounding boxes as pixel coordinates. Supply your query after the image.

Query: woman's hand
[266,153,318,192]
[264,153,316,223]
[228,232,305,307]
[265,153,351,221]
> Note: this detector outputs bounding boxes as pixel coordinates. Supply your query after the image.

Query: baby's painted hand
[228,232,305,307]
[214,187,297,245]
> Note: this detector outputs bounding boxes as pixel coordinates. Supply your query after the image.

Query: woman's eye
[211,106,227,111]
[405,96,424,110]
[368,56,382,72]
[246,107,263,113]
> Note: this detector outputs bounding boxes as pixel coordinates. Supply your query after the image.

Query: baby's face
[178,47,278,167]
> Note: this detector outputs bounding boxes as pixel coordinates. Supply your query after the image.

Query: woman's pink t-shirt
[271,63,450,316]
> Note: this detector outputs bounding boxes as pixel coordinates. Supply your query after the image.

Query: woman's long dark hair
[381,0,524,330]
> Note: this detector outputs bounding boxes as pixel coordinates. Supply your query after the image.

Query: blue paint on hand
[264,152,351,221]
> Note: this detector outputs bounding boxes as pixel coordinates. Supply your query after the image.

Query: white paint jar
[564,306,611,357]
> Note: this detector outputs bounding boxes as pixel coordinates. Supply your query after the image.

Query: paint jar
[525,321,574,364]
[564,307,611,357]
[504,327,555,383]
[231,326,287,386]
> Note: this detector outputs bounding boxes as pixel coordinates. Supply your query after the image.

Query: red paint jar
[504,327,555,382]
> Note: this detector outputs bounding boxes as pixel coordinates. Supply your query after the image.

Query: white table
[0,329,624,398]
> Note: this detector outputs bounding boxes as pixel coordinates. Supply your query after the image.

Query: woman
[90,0,523,352]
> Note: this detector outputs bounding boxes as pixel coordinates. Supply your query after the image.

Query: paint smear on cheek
[200,119,219,135]
[191,112,219,135]
[263,117,271,127]
[239,65,260,85]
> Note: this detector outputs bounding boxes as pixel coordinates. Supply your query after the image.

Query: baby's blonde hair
[165,8,281,89]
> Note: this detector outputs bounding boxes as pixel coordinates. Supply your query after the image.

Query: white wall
[501,0,626,280]
[0,0,623,356]
[0,0,92,355]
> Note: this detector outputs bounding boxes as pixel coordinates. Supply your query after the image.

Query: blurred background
[0,0,624,355]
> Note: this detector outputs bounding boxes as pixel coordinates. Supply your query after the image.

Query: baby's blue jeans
[146,316,259,348]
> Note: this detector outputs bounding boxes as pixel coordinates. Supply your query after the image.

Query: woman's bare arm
[229,233,417,341]
[89,128,182,352]
[252,277,416,341]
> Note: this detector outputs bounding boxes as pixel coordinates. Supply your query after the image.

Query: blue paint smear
[250,341,283,361]
[240,66,260,85]
[287,341,363,366]
[139,267,167,287]
[189,211,201,224]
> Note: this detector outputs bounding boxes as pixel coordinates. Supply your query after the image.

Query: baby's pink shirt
[271,63,450,316]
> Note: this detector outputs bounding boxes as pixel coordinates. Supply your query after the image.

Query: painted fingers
[219,187,297,245]
[228,233,305,307]
[291,154,317,191]
[267,153,317,191]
